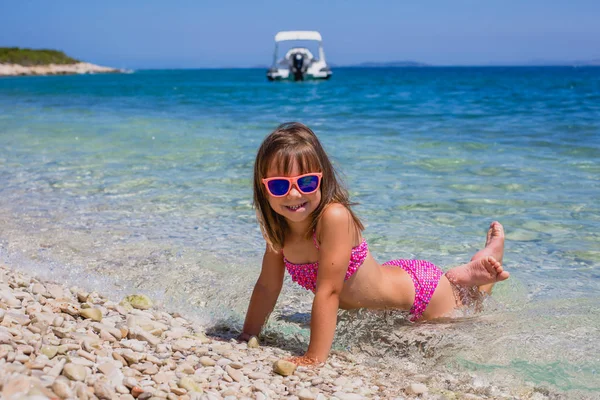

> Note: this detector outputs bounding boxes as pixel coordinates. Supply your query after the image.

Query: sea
[1,67,599,397]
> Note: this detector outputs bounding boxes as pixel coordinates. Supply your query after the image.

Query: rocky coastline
[0,62,124,77]
[0,264,558,399]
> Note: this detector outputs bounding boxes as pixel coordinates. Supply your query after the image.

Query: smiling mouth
[285,202,307,211]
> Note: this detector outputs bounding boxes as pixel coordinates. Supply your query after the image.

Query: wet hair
[253,122,363,250]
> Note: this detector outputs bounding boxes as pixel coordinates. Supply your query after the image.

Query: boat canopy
[275,31,322,42]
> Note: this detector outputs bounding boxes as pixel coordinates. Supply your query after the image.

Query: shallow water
[1,67,599,395]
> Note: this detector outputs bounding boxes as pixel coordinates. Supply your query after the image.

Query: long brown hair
[253,122,363,250]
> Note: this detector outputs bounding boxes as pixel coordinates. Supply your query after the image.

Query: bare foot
[470,221,505,264]
[445,256,509,288]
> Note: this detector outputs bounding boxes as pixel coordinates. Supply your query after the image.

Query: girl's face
[265,160,322,224]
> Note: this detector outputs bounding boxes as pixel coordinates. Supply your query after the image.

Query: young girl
[241,122,509,365]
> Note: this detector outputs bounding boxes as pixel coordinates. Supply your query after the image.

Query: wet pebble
[199,356,216,366]
[62,363,87,381]
[406,382,428,395]
[273,359,296,376]
[51,377,73,399]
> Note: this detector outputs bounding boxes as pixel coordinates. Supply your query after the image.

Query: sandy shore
[0,63,124,77]
[0,264,556,399]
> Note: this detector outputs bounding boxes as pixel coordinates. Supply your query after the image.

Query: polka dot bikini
[382,259,444,321]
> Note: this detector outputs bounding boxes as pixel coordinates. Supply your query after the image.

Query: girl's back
[282,202,415,310]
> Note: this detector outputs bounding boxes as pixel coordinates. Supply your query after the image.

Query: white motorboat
[267,31,332,81]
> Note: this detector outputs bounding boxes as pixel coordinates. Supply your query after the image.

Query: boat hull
[267,68,332,81]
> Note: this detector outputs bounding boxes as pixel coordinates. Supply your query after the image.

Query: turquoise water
[1,68,599,396]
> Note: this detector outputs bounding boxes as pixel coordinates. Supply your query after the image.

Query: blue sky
[1,0,598,69]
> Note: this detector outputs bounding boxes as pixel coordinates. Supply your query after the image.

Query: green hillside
[0,47,79,66]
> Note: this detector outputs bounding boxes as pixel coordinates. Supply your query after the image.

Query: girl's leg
[423,256,505,319]
[470,221,505,264]
[469,221,505,294]
[420,275,460,320]
[445,222,508,294]
[421,222,508,320]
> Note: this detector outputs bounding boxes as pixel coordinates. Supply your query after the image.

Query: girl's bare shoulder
[316,203,363,246]
[321,203,353,224]
[317,203,359,243]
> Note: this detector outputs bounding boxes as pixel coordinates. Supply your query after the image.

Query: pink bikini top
[282,231,369,292]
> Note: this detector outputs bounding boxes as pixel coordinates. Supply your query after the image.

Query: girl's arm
[241,244,286,338]
[304,204,356,362]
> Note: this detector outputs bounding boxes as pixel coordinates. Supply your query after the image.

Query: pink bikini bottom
[382,259,444,322]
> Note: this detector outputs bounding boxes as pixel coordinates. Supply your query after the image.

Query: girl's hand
[237,332,254,342]
[286,355,322,367]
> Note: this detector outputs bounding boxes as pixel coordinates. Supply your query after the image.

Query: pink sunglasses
[262,173,323,197]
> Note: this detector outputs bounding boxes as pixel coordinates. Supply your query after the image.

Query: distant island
[346,59,600,67]
[350,60,430,67]
[0,47,124,76]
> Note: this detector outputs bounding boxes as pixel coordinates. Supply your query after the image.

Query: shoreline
[0,62,125,77]
[0,263,558,399]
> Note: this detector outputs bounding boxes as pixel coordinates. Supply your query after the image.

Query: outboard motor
[291,52,305,81]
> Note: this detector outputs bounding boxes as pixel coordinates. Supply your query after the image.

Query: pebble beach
[0,264,561,400]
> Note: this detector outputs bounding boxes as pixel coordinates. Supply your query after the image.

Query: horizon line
[129,64,600,70]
